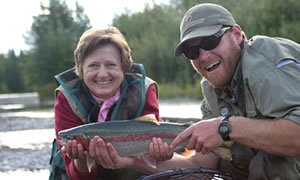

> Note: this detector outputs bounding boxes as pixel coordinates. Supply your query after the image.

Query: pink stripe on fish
[102,132,177,142]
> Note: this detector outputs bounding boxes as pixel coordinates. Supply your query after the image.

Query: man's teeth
[205,61,220,70]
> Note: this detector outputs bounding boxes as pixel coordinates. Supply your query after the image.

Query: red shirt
[54,84,161,180]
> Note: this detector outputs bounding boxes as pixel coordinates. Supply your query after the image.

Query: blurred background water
[0,98,202,179]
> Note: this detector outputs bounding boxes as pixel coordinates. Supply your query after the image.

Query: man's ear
[231,25,244,44]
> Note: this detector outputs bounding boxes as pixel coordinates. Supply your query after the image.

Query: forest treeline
[0,0,299,99]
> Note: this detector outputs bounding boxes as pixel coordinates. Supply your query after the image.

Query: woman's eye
[88,64,97,68]
[108,63,116,67]
[107,63,117,69]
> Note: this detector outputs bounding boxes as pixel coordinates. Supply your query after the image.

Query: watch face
[219,125,229,135]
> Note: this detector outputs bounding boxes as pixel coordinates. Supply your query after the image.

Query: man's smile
[204,61,220,72]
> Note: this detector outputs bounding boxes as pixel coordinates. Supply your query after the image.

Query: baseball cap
[175,3,236,56]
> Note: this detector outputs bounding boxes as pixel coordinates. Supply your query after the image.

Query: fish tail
[221,140,234,148]
[211,147,232,161]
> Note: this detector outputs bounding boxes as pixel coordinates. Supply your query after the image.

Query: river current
[0,98,202,179]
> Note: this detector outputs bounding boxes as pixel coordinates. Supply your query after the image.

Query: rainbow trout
[58,117,233,162]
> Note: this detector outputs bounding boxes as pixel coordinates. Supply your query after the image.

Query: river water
[0,98,202,179]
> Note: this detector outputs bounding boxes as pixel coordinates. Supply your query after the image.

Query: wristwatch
[218,115,232,141]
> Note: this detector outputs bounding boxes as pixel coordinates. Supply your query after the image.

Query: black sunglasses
[183,27,232,60]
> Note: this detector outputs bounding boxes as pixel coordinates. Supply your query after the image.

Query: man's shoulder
[242,35,300,76]
[246,35,300,59]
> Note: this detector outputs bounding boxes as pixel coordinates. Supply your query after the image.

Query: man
[170,3,300,179]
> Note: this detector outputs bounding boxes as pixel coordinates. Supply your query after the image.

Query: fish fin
[211,147,232,161]
[221,140,234,148]
[178,148,196,157]
[142,155,157,168]
[135,114,160,125]
[87,154,96,173]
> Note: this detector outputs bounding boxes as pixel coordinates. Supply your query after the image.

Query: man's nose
[192,48,210,62]
[198,48,211,60]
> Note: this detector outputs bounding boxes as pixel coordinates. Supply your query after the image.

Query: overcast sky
[0,0,169,55]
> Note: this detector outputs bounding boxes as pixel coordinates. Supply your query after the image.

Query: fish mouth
[58,138,67,146]
[57,133,89,147]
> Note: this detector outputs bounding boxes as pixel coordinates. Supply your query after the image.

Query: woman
[51,27,170,180]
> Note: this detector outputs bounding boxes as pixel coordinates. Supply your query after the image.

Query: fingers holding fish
[89,138,97,160]
[106,143,122,169]
[161,140,173,160]
[99,140,135,169]
[195,138,212,154]
[64,140,86,159]
[90,136,125,169]
[89,137,101,164]
[90,136,113,168]
[195,139,204,153]
[186,134,199,150]
[186,119,224,154]
[107,143,137,169]
[170,124,194,149]
[149,137,173,161]
[149,137,161,161]
[149,137,160,160]
[66,140,77,158]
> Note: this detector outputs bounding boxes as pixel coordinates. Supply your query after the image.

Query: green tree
[113,3,198,85]
[0,54,8,92]
[2,50,24,92]
[112,0,300,99]
[24,0,90,88]
[2,0,298,99]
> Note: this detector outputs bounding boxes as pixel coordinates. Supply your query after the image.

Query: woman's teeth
[96,80,110,84]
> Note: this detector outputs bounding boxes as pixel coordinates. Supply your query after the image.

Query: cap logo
[184,15,192,24]
[183,18,205,32]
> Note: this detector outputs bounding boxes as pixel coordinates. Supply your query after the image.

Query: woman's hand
[89,136,136,169]
[61,139,88,160]
[61,139,91,172]
[149,137,173,161]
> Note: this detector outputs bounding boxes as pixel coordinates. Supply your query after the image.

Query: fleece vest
[55,63,158,123]
[49,64,158,180]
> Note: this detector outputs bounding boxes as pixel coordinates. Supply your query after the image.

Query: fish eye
[67,136,72,140]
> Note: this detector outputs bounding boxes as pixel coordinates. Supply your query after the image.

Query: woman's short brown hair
[74,27,133,77]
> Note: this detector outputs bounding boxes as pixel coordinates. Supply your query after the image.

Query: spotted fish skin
[58,120,232,160]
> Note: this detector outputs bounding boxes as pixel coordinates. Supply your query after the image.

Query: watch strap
[219,115,232,141]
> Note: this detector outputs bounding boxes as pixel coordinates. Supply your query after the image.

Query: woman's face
[82,44,124,99]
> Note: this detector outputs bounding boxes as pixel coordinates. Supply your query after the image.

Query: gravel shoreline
[0,109,55,179]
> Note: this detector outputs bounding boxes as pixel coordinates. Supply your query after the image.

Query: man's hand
[170,118,224,154]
